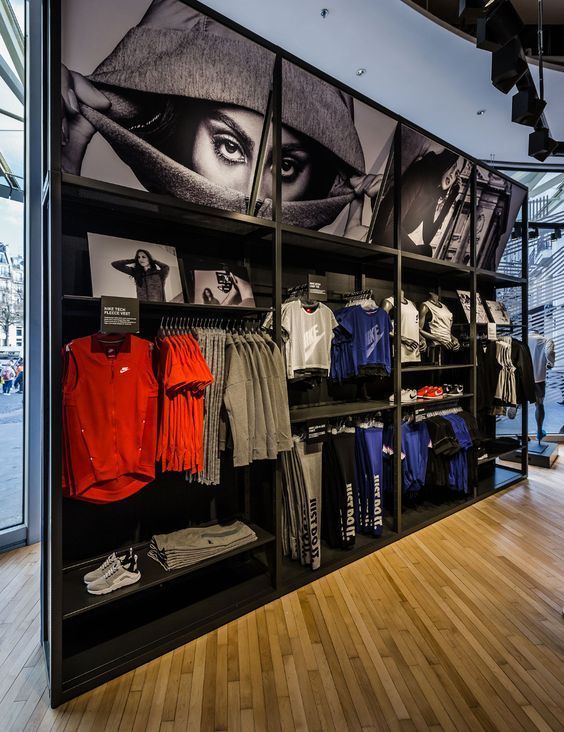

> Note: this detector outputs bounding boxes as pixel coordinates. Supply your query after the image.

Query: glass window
[0,0,24,533]
[497,170,564,437]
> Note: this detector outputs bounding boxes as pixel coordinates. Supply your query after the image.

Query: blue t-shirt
[333,306,392,377]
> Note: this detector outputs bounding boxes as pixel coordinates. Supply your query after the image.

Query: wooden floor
[1,465,563,732]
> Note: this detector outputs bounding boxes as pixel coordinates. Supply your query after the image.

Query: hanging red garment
[62,333,158,503]
[157,333,213,474]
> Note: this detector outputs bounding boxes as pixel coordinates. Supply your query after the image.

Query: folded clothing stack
[148,521,258,571]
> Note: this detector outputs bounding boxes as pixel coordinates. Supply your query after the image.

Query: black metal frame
[39,0,529,707]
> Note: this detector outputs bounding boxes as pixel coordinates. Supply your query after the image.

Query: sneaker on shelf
[442,384,453,394]
[389,389,418,404]
[83,548,133,585]
[417,386,431,399]
[86,554,141,595]
[477,447,489,462]
[424,386,444,399]
[453,384,464,394]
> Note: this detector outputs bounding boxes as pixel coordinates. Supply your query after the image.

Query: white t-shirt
[384,297,421,362]
[280,300,338,378]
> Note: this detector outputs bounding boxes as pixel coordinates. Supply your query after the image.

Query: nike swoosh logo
[366,331,383,358]
[304,331,325,360]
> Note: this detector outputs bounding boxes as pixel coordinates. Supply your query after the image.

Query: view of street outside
[0,0,25,530]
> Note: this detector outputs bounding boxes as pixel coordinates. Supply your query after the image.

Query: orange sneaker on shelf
[417,386,431,399]
[425,386,444,399]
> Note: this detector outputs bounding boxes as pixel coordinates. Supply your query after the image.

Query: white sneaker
[83,549,133,584]
[86,555,140,595]
[389,389,417,404]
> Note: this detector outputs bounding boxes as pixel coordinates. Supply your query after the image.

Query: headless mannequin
[419,291,460,363]
[380,290,422,359]
[528,331,556,442]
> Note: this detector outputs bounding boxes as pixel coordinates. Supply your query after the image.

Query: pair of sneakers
[417,386,444,399]
[389,388,417,404]
[442,384,463,395]
[83,548,141,595]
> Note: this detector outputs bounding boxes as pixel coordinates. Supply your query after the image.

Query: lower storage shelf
[61,555,275,699]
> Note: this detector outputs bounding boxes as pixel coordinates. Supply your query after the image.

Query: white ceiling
[201,0,564,165]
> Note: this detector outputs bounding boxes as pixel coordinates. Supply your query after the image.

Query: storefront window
[0,0,24,532]
[498,171,564,436]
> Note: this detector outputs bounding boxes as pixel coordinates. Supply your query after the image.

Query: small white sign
[487,322,497,340]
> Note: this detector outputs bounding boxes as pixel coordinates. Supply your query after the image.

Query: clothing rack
[342,288,374,303]
[413,405,463,423]
[285,283,309,299]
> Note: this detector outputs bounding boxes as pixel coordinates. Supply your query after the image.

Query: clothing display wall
[42,0,529,708]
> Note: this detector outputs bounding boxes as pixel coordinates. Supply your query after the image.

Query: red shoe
[425,386,444,399]
[417,386,430,399]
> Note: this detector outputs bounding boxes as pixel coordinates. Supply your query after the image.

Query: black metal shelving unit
[41,0,529,707]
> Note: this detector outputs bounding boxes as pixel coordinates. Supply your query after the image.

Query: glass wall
[0,0,24,532]
[497,170,564,437]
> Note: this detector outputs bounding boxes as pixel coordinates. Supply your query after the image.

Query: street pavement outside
[0,391,23,530]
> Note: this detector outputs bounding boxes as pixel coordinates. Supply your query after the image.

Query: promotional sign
[100,296,140,333]
[307,274,327,302]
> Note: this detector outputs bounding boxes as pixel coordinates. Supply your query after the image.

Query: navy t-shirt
[335,306,392,376]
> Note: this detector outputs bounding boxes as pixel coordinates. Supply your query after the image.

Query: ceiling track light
[356,68,366,76]
[458,0,497,23]
[476,0,524,51]
[320,8,329,18]
[528,126,557,162]
[491,38,527,94]
[512,88,546,127]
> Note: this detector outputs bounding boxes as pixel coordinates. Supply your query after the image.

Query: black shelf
[62,566,275,698]
[477,446,520,465]
[281,223,397,261]
[478,465,523,494]
[61,174,276,239]
[401,251,472,276]
[289,399,394,423]
[476,268,525,288]
[402,363,474,373]
[62,295,273,318]
[402,392,474,408]
[62,523,274,620]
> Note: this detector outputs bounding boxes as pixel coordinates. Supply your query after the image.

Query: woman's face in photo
[161,103,324,202]
[137,251,150,268]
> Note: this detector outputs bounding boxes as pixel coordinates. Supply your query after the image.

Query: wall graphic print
[279,61,397,240]
[373,126,472,262]
[61,0,275,216]
[88,233,185,303]
[475,165,526,272]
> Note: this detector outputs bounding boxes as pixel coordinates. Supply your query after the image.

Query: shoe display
[389,389,417,404]
[83,548,133,585]
[86,554,141,595]
[417,386,443,399]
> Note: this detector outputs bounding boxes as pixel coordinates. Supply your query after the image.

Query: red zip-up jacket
[62,333,158,503]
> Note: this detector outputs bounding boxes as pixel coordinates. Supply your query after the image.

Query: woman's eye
[281,158,297,180]
[214,135,246,164]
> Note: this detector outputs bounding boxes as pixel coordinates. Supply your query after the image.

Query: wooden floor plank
[1,463,563,731]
